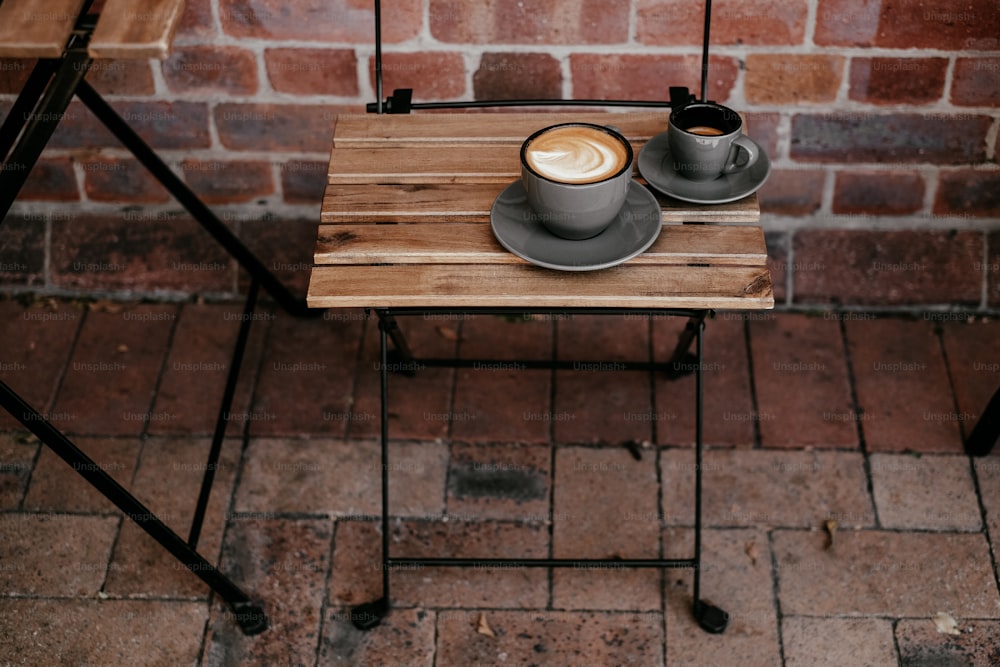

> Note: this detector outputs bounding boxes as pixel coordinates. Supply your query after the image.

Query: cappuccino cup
[667,102,758,181]
[520,123,633,240]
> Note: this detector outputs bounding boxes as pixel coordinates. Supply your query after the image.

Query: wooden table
[309,111,774,634]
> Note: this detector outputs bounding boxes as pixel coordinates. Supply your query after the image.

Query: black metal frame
[0,6,319,636]
[348,308,728,635]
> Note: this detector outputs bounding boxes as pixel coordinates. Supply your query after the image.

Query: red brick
[990,231,1000,307]
[571,54,738,104]
[369,52,467,100]
[280,160,327,204]
[214,103,334,152]
[766,232,788,303]
[816,0,1000,49]
[81,157,170,204]
[0,58,31,94]
[848,57,948,106]
[745,55,844,105]
[180,159,273,204]
[19,157,78,201]
[175,0,215,39]
[759,169,825,216]
[49,101,211,150]
[933,170,1000,217]
[637,0,808,46]
[792,230,983,306]
[220,0,421,43]
[87,59,155,96]
[473,52,562,101]
[790,113,992,164]
[832,170,925,215]
[50,213,235,293]
[162,46,257,95]
[744,111,780,160]
[431,0,630,44]
[266,48,358,96]
[952,57,1000,106]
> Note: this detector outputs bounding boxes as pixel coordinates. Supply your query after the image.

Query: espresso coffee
[684,125,725,136]
[524,125,629,184]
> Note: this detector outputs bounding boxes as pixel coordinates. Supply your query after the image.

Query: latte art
[525,126,629,184]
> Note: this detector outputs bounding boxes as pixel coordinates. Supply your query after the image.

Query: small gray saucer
[490,180,662,272]
[638,131,771,204]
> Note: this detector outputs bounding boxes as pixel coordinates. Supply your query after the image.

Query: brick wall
[1,0,999,309]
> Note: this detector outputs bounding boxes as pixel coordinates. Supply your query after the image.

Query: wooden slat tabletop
[309,112,773,311]
[0,0,87,58]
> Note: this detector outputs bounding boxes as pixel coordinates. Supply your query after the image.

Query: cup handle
[722,135,758,174]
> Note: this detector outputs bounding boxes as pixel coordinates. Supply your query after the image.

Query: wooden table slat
[329,145,522,184]
[307,264,774,310]
[0,0,86,58]
[88,0,185,59]
[320,183,759,224]
[314,223,768,267]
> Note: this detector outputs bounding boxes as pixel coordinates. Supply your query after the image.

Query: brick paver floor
[1,297,998,666]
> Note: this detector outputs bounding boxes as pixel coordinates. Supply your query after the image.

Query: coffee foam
[525,126,627,184]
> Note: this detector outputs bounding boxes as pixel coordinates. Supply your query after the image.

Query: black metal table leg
[966,385,1000,457]
[665,310,711,379]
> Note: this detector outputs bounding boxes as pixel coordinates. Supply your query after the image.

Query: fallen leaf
[116,343,129,353]
[744,541,760,566]
[933,611,961,636]
[435,325,460,341]
[475,612,496,638]
[824,519,838,550]
[89,300,123,314]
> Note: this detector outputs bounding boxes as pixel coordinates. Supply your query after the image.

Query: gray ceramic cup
[667,102,758,182]
[520,123,633,240]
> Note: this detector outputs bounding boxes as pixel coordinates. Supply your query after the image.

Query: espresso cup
[520,123,633,240]
[667,102,758,181]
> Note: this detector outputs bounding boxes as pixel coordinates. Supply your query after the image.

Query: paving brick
[0,434,36,509]
[214,103,335,152]
[474,52,562,101]
[50,213,235,293]
[452,314,553,445]
[248,309,363,436]
[203,519,332,666]
[149,303,264,436]
[748,313,858,448]
[637,0,808,45]
[436,609,665,666]
[664,528,780,667]
[328,519,549,610]
[51,304,176,436]
[0,514,118,595]
[772,529,1000,616]
[846,317,964,453]
[653,313,756,447]
[447,442,549,521]
[18,157,79,201]
[758,169,825,216]
[897,618,1000,666]
[82,157,170,204]
[870,453,981,531]
[179,159,274,204]
[87,59,155,96]
[162,45,257,95]
[0,299,82,431]
[0,215,45,287]
[782,617,897,667]
[940,319,1000,436]
[220,0,421,43]
[816,0,1000,49]
[0,599,209,665]
[793,230,984,306]
[745,55,845,105]
[934,169,1000,217]
[319,607,435,667]
[49,101,211,150]
[848,57,948,106]
[23,436,140,514]
[553,315,652,444]
[102,436,241,599]
[789,113,992,164]
[280,159,328,204]
[370,52,467,101]
[832,170,925,215]
[431,0,630,44]
[571,54,739,104]
[662,449,874,529]
[266,48,358,96]
[974,458,1000,577]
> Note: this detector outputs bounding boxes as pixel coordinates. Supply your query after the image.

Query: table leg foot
[694,599,728,634]
[231,601,269,635]
[351,597,389,631]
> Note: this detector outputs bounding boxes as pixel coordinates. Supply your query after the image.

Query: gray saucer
[638,131,771,204]
[490,180,662,271]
